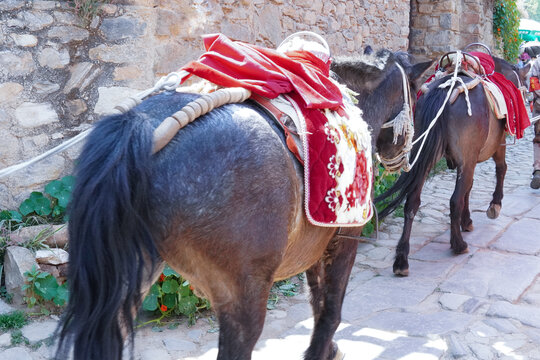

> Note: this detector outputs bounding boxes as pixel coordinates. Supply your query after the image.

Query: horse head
[331,50,433,172]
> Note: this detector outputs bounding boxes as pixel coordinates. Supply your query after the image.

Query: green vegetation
[22,265,68,313]
[141,265,211,326]
[63,0,109,22]
[0,311,27,331]
[494,0,521,62]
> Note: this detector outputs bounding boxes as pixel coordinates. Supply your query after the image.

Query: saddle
[421,50,508,120]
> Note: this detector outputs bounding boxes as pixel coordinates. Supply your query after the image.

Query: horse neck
[352,67,404,145]
[493,56,520,87]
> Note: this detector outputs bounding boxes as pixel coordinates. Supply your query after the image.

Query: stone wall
[0,0,410,209]
[410,0,496,59]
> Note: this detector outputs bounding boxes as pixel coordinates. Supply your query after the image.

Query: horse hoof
[333,348,345,360]
[452,244,469,255]
[461,222,474,232]
[486,204,501,219]
[393,258,409,277]
[531,171,540,189]
[393,268,409,277]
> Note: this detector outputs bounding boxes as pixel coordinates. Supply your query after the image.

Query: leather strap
[250,93,303,164]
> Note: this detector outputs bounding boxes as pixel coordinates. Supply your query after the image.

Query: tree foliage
[494,0,521,62]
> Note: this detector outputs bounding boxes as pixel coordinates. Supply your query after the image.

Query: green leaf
[52,205,64,218]
[161,279,179,294]
[162,265,179,277]
[29,192,44,201]
[61,176,75,192]
[35,276,59,301]
[177,296,198,316]
[44,180,64,198]
[162,293,176,309]
[19,199,35,216]
[148,283,160,297]
[56,190,71,208]
[34,197,52,216]
[53,285,69,306]
[142,293,158,311]
[0,210,11,220]
[9,211,23,222]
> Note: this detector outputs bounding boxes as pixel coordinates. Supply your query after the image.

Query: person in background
[518,52,531,68]
[529,55,540,188]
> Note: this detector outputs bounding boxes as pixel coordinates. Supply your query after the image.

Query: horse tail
[56,111,158,360]
[376,85,448,218]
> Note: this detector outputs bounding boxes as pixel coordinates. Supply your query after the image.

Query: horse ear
[520,62,532,79]
[408,60,435,82]
[364,45,373,55]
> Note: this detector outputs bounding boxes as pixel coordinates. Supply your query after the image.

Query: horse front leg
[449,165,474,254]
[304,237,357,360]
[487,144,507,219]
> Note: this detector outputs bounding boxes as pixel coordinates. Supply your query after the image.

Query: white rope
[0,70,191,179]
[0,128,92,179]
[378,63,414,173]
[408,51,470,170]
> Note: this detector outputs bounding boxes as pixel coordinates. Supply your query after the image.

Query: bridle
[376,62,414,173]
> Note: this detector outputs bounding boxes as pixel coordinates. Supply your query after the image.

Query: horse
[54,49,432,360]
[376,52,530,277]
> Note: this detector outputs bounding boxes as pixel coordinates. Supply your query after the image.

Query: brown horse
[54,50,432,360]
[376,53,530,276]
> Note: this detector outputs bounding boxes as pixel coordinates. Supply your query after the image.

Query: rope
[407,51,469,171]
[152,87,252,153]
[377,63,414,173]
[0,128,92,179]
[0,70,191,179]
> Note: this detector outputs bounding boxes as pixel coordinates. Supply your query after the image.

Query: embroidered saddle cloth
[177,33,373,227]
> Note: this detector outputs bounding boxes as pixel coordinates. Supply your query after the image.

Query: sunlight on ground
[181,324,450,359]
[353,327,407,341]
[336,339,385,360]
[493,341,524,360]
[397,352,439,360]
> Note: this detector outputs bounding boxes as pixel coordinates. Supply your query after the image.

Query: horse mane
[331,49,397,91]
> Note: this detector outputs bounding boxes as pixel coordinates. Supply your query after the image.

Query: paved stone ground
[1,126,539,360]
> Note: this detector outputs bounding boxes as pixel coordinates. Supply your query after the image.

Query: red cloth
[180,33,343,110]
[471,52,530,138]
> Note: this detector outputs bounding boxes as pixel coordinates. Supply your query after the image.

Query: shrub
[494,0,521,62]
[142,265,210,326]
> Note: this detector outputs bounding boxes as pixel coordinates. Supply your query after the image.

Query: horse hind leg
[214,281,271,360]
[460,182,474,232]
[304,237,357,360]
[486,145,507,219]
[449,165,474,254]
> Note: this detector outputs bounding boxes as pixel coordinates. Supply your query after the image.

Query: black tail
[56,110,159,360]
[375,84,449,218]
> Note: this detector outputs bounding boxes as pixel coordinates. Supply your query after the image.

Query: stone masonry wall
[0,0,410,209]
[410,0,496,59]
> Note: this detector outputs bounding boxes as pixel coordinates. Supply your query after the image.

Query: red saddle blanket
[470,52,530,139]
[178,34,373,227]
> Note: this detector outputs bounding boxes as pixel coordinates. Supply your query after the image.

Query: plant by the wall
[64,0,109,22]
[16,175,74,224]
[141,265,211,326]
[22,265,69,313]
[493,0,521,62]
